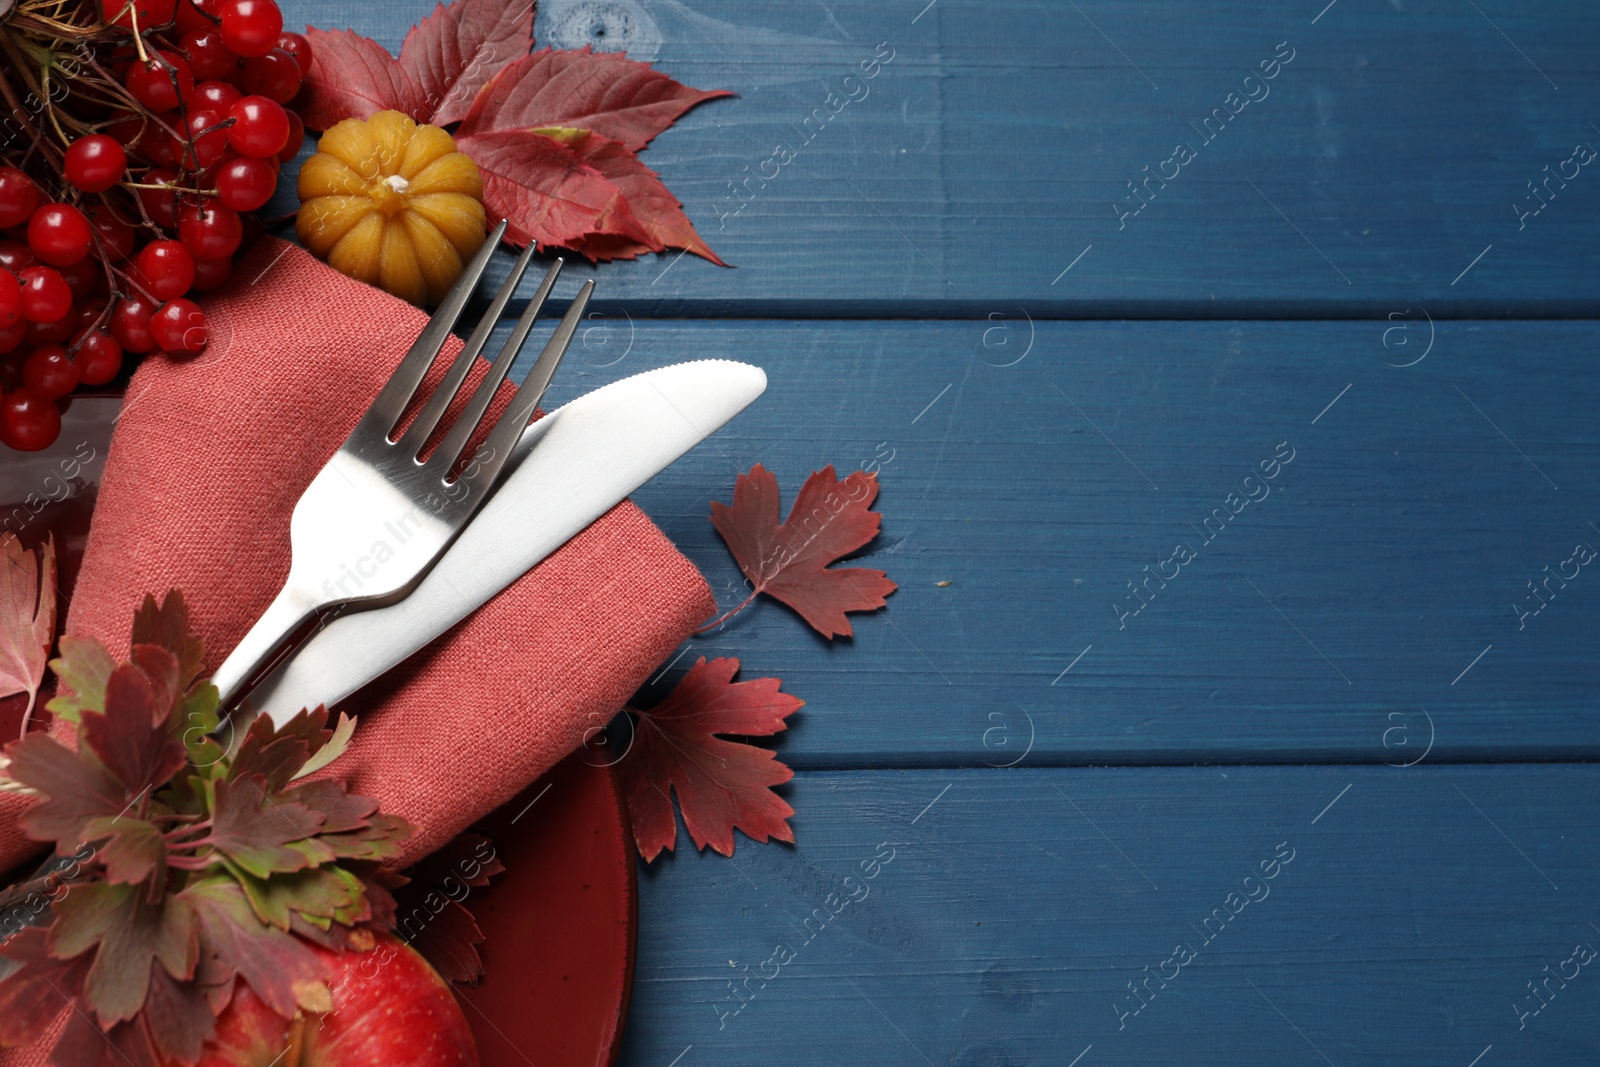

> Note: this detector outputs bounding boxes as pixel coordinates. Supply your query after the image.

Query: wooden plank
[482,317,1600,766]
[273,0,1600,315]
[615,765,1600,1067]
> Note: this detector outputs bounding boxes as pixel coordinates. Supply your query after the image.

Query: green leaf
[81,814,166,891]
[45,634,117,726]
[293,711,357,780]
[51,882,198,1026]
[208,774,323,878]
[226,859,370,931]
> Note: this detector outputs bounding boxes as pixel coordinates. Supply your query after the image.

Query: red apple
[189,932,479,1066]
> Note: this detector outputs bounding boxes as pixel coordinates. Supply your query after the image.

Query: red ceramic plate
[0,396,637,1067]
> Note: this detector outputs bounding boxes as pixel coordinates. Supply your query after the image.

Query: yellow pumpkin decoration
[296,110,487,306]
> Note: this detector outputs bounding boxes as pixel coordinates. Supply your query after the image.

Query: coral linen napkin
[0,236,713,1065]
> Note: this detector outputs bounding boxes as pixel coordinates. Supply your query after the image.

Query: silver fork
[209,219,596,711]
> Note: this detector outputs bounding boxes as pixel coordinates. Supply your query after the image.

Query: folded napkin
[0,236,713,1064]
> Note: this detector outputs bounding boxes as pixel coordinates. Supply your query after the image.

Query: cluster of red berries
[0,0,308,451]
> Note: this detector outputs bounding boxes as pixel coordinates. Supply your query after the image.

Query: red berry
[17,267,72,323]
[226,95,288,158]
[0,320,24,354]
[178,198,243,259]
[104,113,146,145]
[136,168,183,228]
[0,270,18,328]
[181,28,238,81]
[27,203,94,267]
[0,240,37,274]
[191,255,233,291]
[275,31,312,72]
[176,110,231,170]
[217,0,282,58]
[135,239,197,300]
[88,206,137,261]
[25,314,77,345]
[58,256,102,301]
[0,388,62,451]
[126,51,195,112]
[100,0,177,32]
[175,0,220,35]
[74,331,124,386]
[214,155,276,211]
[193,79,243,113]
[152,297,208,353]
[22,345,77,400]
[111,294,159,353]
[0,168,40,229]
[277,109,305,163]
[63,135,127,194]
[240,47,301,103]
[138,113,184,168]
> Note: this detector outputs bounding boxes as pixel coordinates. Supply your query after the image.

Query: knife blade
[0,358,764,970]
[247,357,766,724]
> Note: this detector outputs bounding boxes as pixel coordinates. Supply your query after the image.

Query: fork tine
[431,257,564,472]
[398,238,540,458]
[453,280,595,485]
[362,219,508,440]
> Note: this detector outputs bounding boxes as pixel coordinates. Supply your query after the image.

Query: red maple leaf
[298,0,730,263]
[618,657,801,861]
[708,464,897,639]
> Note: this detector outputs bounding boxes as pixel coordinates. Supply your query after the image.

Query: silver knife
[0,357,765,970]
[247,357,766,723]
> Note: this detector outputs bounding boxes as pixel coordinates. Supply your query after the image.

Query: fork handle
[210,581,324,712]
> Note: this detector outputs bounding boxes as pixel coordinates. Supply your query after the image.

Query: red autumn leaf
[296,0,730,263]
[298,27,429,129]
[301,0,535,128]
[564,132,728,265]
[709,464,897,639]
[0,533,55,737]
[398,0,537,126]
[450,127,654,250]
[618,657,801,861]
[456,47,734,153]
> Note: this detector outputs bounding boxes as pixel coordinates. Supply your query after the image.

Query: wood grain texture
[618,766,1600,1067]
[493,318,1600,767]
[271,0,1600,315]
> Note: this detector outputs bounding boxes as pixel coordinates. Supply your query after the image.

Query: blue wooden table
[284,2,1600,1063]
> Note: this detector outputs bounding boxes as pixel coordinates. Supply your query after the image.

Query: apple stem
[285,1014,307,1067]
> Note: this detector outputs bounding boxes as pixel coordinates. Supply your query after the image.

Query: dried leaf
[618,657,801,860]
[710,465,898,638]
[0,533,56,737]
